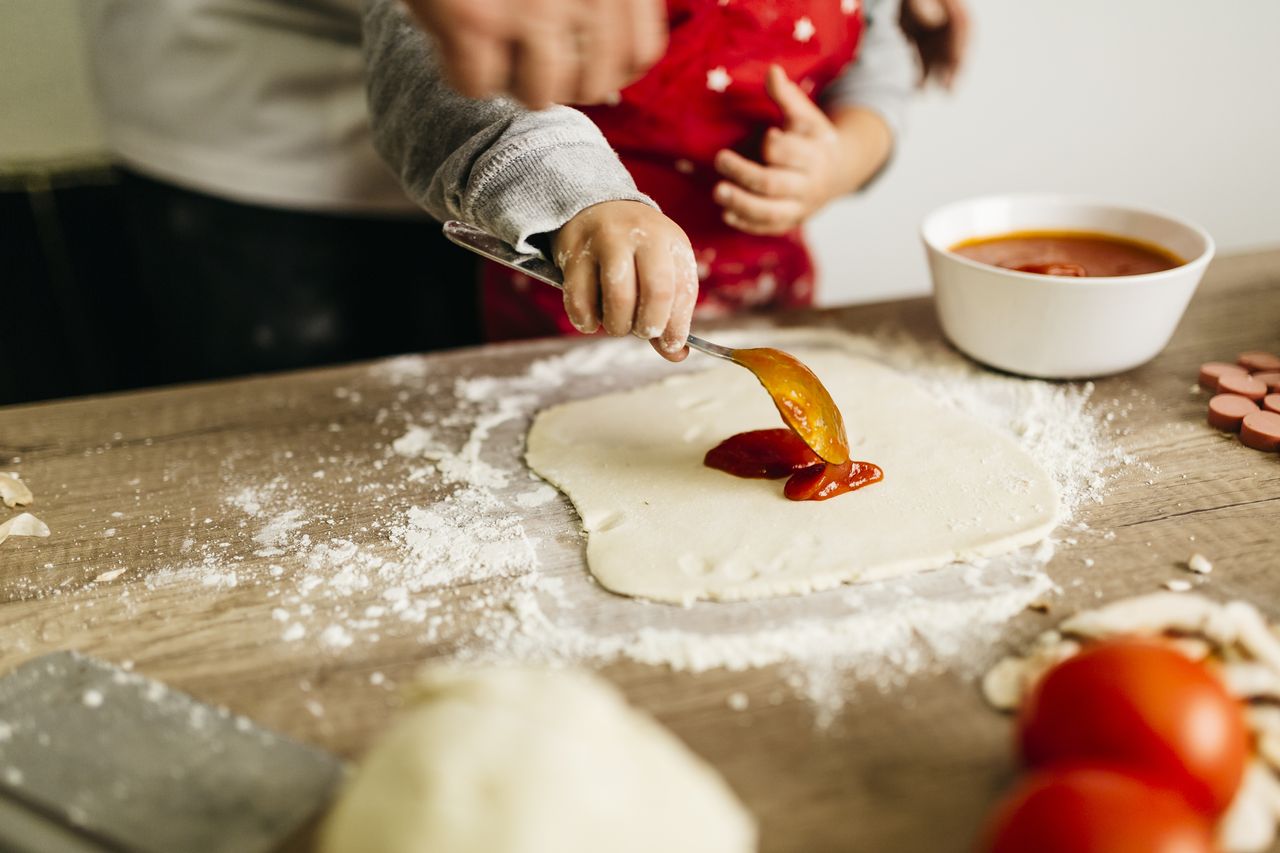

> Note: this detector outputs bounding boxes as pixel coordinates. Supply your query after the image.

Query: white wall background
[0,0,103,164]
[809,0,1280,304]
[3,0,1278,300]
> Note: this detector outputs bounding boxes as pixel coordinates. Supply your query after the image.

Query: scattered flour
[515,485,558,508]
[391,425,445,459]
[320,624,354,650]
[254,509,306,550]
[188,327,1123,724]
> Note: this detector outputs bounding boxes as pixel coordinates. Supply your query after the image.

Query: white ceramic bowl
[922,194,1214,378]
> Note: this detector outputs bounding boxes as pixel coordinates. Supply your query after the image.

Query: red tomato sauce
[704,429,883,502]
[950,230,1182,278]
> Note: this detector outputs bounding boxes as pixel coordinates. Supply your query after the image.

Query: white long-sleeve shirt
[80,0,419,214]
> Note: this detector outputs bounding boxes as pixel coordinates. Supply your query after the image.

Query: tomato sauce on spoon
[730,348,849,465]
[703,347,883,502]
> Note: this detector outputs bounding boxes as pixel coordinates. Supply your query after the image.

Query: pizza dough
[319,668,755,853]
[526,351,1058,604]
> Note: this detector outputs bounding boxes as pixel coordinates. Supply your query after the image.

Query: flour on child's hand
[670,244,699,294]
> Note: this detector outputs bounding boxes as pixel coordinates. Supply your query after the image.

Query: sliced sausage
[1250,371,1280,392]
[1208,394,1260,432]
[1240,410,1280,452]
[1265,394,1280,415]
[1199,361,1248,390]
[1217,372,1268,401]
[1238,351,1280,372]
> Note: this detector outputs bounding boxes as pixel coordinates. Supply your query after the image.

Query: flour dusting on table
[186,328,1128,723]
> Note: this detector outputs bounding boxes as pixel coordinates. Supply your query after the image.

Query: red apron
[482,0,866,341]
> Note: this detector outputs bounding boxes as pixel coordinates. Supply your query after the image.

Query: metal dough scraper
[0,651,344,853]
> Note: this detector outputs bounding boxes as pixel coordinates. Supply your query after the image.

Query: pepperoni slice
[1265,395,1280,415]
[1208,394,1260,432]
[1217,372,1268,401]
[1239,351,1280,372]
[1251,372,1280,393]
[1240,411,1280,452]
[1198,362,1248,390]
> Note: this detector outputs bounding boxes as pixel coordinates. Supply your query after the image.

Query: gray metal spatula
[0,651,344,853]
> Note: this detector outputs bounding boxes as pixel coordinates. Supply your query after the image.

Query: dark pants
[114,169,481,385]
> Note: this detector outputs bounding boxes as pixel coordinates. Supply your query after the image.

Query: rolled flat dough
[526,350,1059,604]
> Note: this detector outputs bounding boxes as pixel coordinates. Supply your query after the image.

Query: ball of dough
[320,668,756,853]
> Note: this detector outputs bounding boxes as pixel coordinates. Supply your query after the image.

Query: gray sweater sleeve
[822,0,915,140]
[361,0,653,254]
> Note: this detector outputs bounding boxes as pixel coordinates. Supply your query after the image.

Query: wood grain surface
[1,249,1278,852]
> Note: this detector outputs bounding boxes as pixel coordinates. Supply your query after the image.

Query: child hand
[553,201,699,363]
[712,65,890,236]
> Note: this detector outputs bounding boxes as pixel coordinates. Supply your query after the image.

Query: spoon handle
[443,221,732,362]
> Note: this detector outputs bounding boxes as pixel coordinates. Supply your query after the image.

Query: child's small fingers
[561,255,601,334]
[714,183,802,233]
[714,150,804,199]
[762,128,814,170]
[764,64,827,135]
[658,244,698,357]
[634,243,677,340]
[598,246,639,337]
[723,210,794,236]
[650,338,690,362]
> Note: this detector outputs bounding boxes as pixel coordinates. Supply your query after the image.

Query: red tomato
[1017,639,1247,816]
[981,764,1216,853]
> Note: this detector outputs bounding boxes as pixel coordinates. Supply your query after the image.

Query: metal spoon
[443,221,850,464]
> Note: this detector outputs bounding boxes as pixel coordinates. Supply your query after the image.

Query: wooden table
[2,249,1278,852]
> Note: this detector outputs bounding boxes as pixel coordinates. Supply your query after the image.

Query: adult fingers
[713,149,805,199]
[439,31,510,100]
[633,240,677,341]
[761,128,815,170]
[560,248,601,334]
[764,64,828,135]
[574,0,627,104]
[508,8,574,109]
[598,244,639,336]
[625,0,668,81]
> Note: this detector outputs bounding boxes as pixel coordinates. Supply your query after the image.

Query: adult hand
[712,66,889,236]
[402,0,668,109]
[899,0,970,90]
[553,201,699,362]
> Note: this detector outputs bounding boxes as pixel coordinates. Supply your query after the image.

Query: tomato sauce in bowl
[949,230,1183,278]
